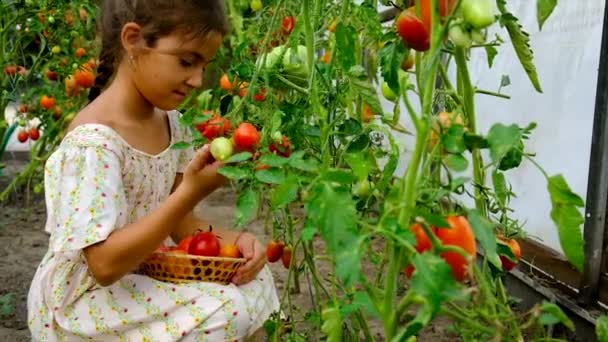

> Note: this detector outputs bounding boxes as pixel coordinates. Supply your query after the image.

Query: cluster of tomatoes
[404,215,522,282]
[395,0,495,52]
[156,229,243,259]
[265,239,292,269]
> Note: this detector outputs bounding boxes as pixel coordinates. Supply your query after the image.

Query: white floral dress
[27,111,280,341]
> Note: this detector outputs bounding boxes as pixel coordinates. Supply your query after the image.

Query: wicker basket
[138,251,246,285]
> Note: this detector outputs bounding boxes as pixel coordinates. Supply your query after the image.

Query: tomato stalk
[454,47,487,216]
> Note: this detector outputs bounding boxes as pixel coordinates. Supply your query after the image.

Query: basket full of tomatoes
[138,228,246,285]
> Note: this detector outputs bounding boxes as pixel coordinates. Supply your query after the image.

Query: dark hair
[88,0,229,102]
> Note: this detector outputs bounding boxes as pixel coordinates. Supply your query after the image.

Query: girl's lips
[173,91,186,99]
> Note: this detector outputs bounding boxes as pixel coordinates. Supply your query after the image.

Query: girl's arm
[83,185,200,286]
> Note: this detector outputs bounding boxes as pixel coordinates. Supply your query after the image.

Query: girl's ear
[120,22,144,56]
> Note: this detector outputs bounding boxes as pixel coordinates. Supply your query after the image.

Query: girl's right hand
[181,144,226,200]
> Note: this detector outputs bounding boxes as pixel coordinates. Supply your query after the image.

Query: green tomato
[381,82,398,102]
[210,137,234,161]
[448,24,472,48]
[282,45,309,78]
[271,131,283,143]
[461,0,496,29]
[48,16,55,24]
[470,29,486,44]
[250,0,263,11]
[262,45,286,69]
[352,179,372,197]
[51,46,61,54]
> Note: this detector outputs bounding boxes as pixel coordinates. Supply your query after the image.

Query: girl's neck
[103,65,157,122]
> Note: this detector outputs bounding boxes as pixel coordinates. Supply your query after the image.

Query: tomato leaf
[410,253,464,313]
[538,302,574,330]
[255,168,286,184]
[351,291,380,318]
[350,77,383,117]
[391,302,433,342]
[235,188,258,228]
[301,222,318,241]
[492,170,509,207]
[468,209,502,269]
[271,176,299,208]
[324,168,358,184]
[344,153,372,180]
[497,0,543,92]
[379,42,407,93]
[485,45,498,68]
[305,183,362,286]
[464,132,489,151]
[171,141,191,150]
[486,123,522,164]
[218,166,250,180]
[596,315,608,341]
[224,152,252,164]
[547,174,585,272]
[537,0,558,30]
[442,125,466,154]
[259,153,289,167]
[335,23,356,70]
[378,134,400,191]
[320,305,343,342]
[444,154,469,172]
[289,152,320,172]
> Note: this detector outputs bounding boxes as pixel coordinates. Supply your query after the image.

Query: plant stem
[475,89,511,99]
[454,47,486,216]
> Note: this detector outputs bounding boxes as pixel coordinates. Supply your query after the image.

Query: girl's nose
[187,70,203,89]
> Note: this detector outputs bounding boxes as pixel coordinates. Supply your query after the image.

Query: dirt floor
[0,159,457,341]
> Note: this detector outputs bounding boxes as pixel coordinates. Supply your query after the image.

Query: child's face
[131,31,223,110]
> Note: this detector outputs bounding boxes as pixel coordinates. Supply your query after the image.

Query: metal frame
[579,1,608,305]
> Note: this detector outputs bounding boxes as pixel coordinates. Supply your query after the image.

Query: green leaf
[442,125,466,154]
[271,176,299,208]
[289,153,320,172]
[324,169,357,184]
[444,154,469,172]
[410,253,463,313]
[498,141,524,171]
[497,0,543,92]
[468,209,501,268]
[344,153,372,180]
[301,222,318,241]
[259,153,289,167]
[346,134,371,153]
[547,174,585,272]
[235,188,259,227]
[171,141,191,150]
[391,303,433,342]
[306,183,362,286]
[350,78,383,117]
[218,166,250,180]
[255,168,286,184]
[378,135,400,191]
[537,0,558,30]
[379,42,407,93]
[335,23,356,70]
[352,291,380,318]
[224,152,252,163]
[596,315,608,342]
[485,45,498,68]
[486,123,522,164]
[0,293,15,318]
[321,306,343,342]
[538,302,574,331]
[464,133,489,150]
[492,170,509,207]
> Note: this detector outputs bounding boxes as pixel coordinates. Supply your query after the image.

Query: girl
[27,0,280,341]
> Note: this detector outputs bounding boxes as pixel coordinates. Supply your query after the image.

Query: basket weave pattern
[139,252,246,285]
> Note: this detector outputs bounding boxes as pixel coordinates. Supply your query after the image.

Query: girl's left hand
[232,232,266,285]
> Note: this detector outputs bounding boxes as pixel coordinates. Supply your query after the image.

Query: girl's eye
[180,59,193,67]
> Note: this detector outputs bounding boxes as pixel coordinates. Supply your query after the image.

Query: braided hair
[88,0,229,102]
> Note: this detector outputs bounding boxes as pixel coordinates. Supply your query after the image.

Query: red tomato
[269,136,292,157]
[498,237,521,271]
[401,51,415,71]
[219,74,235,91]
[411,223,433,253]
[282,16,296,35]
[361,104,374,123]
[188,231,221,257]
[253,88,267,102]
[74,68,95,88]
[237,81,248,98]
[176,236,194,253]
[46,70,58,81]
[4,65,17,76]
[40,95,55,110]
[19,104,28,113]
[281,245,293,269]
[29,127,40,141]
[395,9,430,52]
[420,0,456,31]
[195,112,231,140]
[75,47,86,58]
[233,123,260,151]
[435,216,477,281]
[17,130,29,143]
[266,240,285,263]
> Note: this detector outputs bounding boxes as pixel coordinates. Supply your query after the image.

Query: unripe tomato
[210,137,234,161]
